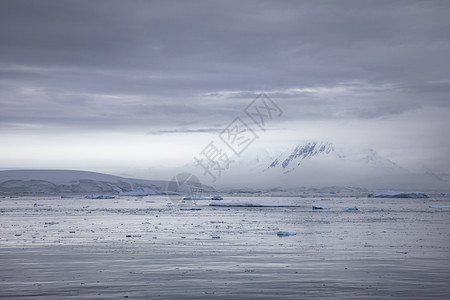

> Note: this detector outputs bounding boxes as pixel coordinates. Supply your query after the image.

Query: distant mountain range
[0,170,169,195]
[187,140,449,191]
[2,140,449,195]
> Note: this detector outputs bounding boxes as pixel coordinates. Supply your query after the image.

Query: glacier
[119,187,158,196]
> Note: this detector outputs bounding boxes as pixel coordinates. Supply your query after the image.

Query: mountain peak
[269,141,334,170]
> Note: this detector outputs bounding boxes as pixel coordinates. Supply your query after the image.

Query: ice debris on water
[343,206,358,211]
[84,194,115,199]
[44,222,59,225]
[183,197,211,200]
[429,205,450,209]
[179,207,202,211]
[277,231,296,237]
[210,201,296,207]
[368,191,430,198]
[312,205,330,210]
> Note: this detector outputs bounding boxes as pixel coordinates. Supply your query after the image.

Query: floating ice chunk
[368,191,429,198]
[277,231,296,237]
[44,222,59,225]
[179,207,202,211]
[429,205,450,209]
[210,201,297,207]
[183,197,211,200]
[343,206,358,211]
[84,194,115,199]
[184,195,224,200]
[312,205,330,210]
[119,187,157,196]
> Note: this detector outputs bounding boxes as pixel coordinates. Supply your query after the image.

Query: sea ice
[183,197,211,200]
[209,201,297,207]
[179,207,202,211]
[183,195,223,200]
[277,231,296,237]
[368,191,430,198]
[429,205,450,209]
[343,206,358,211]
[312,205,330,210]
[84,194,115,199]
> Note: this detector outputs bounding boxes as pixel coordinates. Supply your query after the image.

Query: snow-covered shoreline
[0,169,167,196]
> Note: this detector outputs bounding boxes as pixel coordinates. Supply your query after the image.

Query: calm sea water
[1,194,450,299]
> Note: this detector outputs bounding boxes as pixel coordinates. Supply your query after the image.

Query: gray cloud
[1,0,450,131]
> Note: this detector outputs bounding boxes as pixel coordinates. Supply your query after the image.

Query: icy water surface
[1,195,450,299]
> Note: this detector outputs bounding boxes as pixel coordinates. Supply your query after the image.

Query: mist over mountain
[268,142,335,173]
[1,140,448,195]
[187,141,449,191]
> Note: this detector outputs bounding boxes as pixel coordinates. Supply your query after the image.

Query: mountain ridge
[0,169,169,195]
[192,140,450,191]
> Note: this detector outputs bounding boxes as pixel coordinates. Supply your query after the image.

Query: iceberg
[368,191,430,198]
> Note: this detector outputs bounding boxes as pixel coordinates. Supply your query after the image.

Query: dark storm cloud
[1,0,450,131]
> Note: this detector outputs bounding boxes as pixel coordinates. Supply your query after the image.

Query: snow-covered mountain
[187,140,449,191]
[3,142,448,195]
[268,141,334,173]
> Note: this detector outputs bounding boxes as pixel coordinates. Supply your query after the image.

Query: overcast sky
[1,0,450,183]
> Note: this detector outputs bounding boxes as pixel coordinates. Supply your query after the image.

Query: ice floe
[429,205,450,209]
[84,194,115,199]
[312,205,330,210]
[368,191,429,198]
[183,197,211,200]
[343,206,358,211]
[277,231,296,237]
[209,201,297,207]
[179,207,202,211]
[183,195,224,200]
